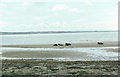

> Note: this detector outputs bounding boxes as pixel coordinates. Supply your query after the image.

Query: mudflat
[0,41,118,48]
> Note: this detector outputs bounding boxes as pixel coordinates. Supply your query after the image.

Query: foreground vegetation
[2,59,119,75]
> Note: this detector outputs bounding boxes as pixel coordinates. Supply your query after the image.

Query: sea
[0,31,118,45]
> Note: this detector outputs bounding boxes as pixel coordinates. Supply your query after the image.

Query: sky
[0,0,119,32]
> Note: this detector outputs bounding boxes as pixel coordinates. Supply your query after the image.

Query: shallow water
[1,47,118,61]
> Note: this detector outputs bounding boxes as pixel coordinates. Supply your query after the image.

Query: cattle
[53,44,58,46]
[58,43,64,46]
[65,43,71,46]
[53,42,72,47]
[97,41,104,45]
[53,43,63,46]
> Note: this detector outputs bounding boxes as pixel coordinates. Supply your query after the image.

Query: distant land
[0,31,118,35]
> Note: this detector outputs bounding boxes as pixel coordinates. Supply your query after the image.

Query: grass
[2,59,119,75]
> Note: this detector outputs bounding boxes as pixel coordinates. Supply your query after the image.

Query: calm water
[0,47,118,61]
[1,47,118,57]
[0,32,118,45]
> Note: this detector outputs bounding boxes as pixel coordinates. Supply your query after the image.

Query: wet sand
[2,50,89,59]
[0,41,118,48]
[2,47,118,61]
[1,41,119,75]
[105,48,119,52]
[1,41,118,60]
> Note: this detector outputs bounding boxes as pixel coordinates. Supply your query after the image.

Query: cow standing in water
[53,43,71,47]
[97,41,104,45]
[53,43,63,46]
[65,43,71,46]
[53,44,58,46]
[58,43,64,46]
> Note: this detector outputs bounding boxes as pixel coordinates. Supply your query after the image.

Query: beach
[0,41,118,48]
[1,41,118,60]
[1,41,119,75]
[1,32,119,75]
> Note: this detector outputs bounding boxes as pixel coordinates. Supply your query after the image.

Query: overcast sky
[0,0,118,32]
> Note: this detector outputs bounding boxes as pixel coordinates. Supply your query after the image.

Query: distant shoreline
[0,31,118,35]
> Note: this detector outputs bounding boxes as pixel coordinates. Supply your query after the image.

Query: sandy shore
[0,41,118,48]
[2,47,118,61]
[105,48,119,52]
[1,41,119,76]
[1,41,118,60]
[2,50,88,59]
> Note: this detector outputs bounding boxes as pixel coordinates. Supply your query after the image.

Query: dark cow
[97,41,104,45]
[53,44,58,46]
[65,43,71,46]
[58,43,64,46]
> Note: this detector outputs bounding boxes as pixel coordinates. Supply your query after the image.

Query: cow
[65,43,71,46]
[97,41,104,45]
[53,44,58,46]
[58,43,64,46]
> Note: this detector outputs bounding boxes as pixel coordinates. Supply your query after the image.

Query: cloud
[22,1,31,7]
[33,16,46,21]
[74,19,84,22]
[0,3,7,7]
[1,0,118,2]
[87,19,118,30]
[69,8,78,12]
[0,21,8,31]
[52,4,78,12]
[0,21,7,27]
[52,4,69,11]
[107,12,118,16]
[84,0,93,6]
